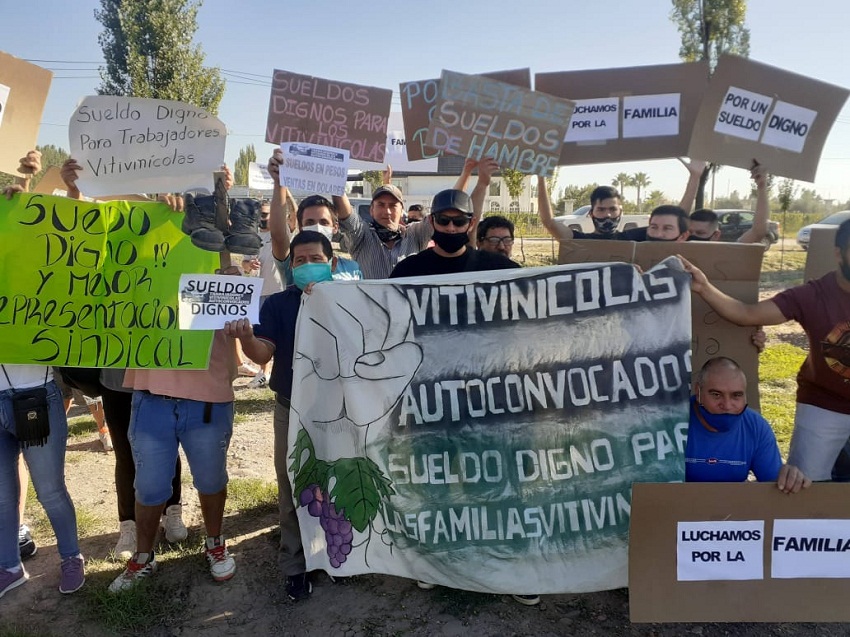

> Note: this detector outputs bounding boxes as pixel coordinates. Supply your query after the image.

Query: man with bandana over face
[388,189,519,278]
[686,357,809,493]
[681,220,850,482]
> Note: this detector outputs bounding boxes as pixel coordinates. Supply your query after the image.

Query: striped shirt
[339,212,432,279]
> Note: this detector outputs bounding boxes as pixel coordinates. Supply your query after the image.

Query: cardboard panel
[399,68,531,161]
[688,55,849,182]
[265,70,392,163]
[535,61,709,165]
[0,52,52,176]
[630,482,850,622]
[804,226,838,282]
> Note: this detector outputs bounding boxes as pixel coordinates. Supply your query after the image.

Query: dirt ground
[4,241,840,637]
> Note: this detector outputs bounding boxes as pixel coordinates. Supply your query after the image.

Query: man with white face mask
[267,152,362,285]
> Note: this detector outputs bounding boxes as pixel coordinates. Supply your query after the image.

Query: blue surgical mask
[292,262,333,290]
[695,400,747,432]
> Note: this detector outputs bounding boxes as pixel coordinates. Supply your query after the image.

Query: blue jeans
[0,381,79,569]
[129,391,233,505]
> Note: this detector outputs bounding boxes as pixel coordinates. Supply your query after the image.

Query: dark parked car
[714,209,780,247]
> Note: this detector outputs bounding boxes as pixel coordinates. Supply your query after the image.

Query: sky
[4,0,850,204]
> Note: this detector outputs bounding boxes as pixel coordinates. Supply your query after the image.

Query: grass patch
[233,395,274,424]
[225,477,278,515]
[82,573,183,633]
[27,502,109,544]
[66,416,96,440]
[759,342,807,454]
[0,627,53,637]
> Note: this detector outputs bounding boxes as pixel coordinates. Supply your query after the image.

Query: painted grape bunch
[299,483,354,568]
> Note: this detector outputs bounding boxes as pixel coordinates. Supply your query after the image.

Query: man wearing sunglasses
[389,189,518,278]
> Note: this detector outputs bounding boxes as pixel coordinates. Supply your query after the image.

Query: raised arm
[538,175,572,241]
[16,150,41,192]
[267,150,293,261]
[453,158,477,192]
[679,256,788,326]
[60,158,84,200]
[738,163,770,244]
[468,158,496,246]
[677,158,707,212]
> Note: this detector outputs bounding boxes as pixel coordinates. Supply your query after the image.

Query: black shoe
[225,198,263,255]
[182,193,226,252]
[18,525,36,560]
[286,573,312,602]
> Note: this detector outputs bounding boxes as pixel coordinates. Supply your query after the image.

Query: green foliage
[501,168,526,200]
[233,144,257,186]
[560,183,599,210]
[330,457,395,533]
[83,575,182,632]
[361,170,383,193]
[778,178,797,213]
[631,172,651,210]
[670,0,750,71]
[224,477,278,514]
[96,0,225,115]
[612,172,631,200]
[643,189,668,210]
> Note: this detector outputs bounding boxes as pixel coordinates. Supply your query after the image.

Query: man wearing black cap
[335,184,433,279]
[389,189,518,278]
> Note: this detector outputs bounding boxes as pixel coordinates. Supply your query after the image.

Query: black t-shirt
[389,248,520,278]
[572,227,648,241]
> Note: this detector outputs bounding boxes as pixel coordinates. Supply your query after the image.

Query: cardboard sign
[425,71,573,176]
[804,225,839,282]
[248,162,274,190]
[0,52,52,176]
[265,70,392,163]
[68,96,227,197]
[400,68,531,161]
[349,112,440,173]
[279,142,350,196]
[558,241,764,408]
[289,261,691,593]
[688,55,850,182]
[535,61,708,165]
[630,482,850,622]
[178,274,261,329]
[0,194,218,368]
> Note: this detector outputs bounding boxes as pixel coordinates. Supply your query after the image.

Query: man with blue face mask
[223,230,335,602]
[686,357,809,493]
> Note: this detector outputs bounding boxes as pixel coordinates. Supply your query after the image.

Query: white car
[553,205,649,234]
[796,210,850,250]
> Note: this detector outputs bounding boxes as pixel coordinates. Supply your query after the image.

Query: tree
[545,166,560,198]
[96,0,225,115]
[501,168,526,203]
[670,0,750,207]
[644,189,667,211]
[233,145,256,186]
[361,171,383,194]
[562,183,599,211]
[631,172,651,211]
[612,172,631,199]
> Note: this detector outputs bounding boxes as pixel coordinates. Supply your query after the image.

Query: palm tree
[612,172,631,200]
[631,172,651,211]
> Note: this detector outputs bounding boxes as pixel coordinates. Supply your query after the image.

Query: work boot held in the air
[182,193,226,252]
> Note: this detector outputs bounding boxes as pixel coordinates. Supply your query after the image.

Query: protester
[224,230,337,602]
[406,204,424,223]
[476,215,515,259]
[681,219,850,482]
[686,357,810,492]
[646,205,690,242]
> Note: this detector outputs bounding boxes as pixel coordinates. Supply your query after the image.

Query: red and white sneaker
[205,536,235,582]
[108,553,157,593]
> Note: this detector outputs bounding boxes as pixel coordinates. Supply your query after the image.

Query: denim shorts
[129,390,233,505]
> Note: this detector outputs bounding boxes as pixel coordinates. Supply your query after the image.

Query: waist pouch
[12,386,50,448]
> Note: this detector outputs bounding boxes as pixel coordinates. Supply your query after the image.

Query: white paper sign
[0,83,9,129]
[248,162,274,190]
[713,86,772,141]
[760,101,818,153]
[279,142,350,197]
[772,519,850,578]
[676,520,764,581]
[622,93,680,139]
[69,96,227,197]
[564,98,619,142]
[178,274,261,330]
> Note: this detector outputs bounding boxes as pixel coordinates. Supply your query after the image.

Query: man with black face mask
[389,189,518,278]
[681,219,850,484]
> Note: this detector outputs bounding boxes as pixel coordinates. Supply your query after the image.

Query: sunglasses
[433,214,470,228]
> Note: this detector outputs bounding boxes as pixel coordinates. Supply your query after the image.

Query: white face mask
[304,224,334,241]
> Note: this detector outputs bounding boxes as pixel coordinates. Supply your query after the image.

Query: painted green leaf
[288,428,314,475]
[294,458,331,498]
[329,457,392,533]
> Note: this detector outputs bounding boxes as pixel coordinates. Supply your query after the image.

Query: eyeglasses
[483,236,514,247]
[433,214,470,228]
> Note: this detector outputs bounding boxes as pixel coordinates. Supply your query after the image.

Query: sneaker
[59,555,85,594]
[108,553,157,593]
[98,429,113,452]
[205,536,236,582]
[416,580,436,590]
[114,520,137,561]
[286,573,312,601]
[237,363,259,377]
[246,372,267,389]
[18,525,36,560]
[511,594,541,606]
[161,504,188,543]
[0,567,28,599]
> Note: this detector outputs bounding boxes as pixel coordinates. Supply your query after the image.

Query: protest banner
[0,52,52,177]
[688,55,850,182]
[288,259,690,594]
[400,68,531,162]
[349,112,439,173]
[279,142,350,196]
[534,61,709,165]
[630,482,850,622]
[178,274,261,329]
[425,71,573,177]
[0,194,218,368]
[68,96,227,197]
[248,161,274,190]
[558,241,764,409]
[265,70,392,163]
